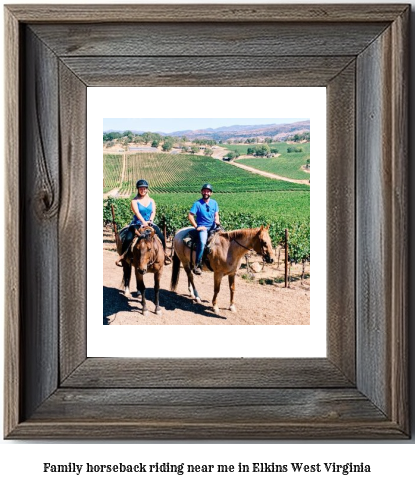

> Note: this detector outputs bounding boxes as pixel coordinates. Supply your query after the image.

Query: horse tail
[170,251,181,291]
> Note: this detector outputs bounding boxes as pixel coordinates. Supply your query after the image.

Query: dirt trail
[103,230,310,326]
[223,160,310,185]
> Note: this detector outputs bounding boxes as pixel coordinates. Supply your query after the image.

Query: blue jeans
[194,225,215,264]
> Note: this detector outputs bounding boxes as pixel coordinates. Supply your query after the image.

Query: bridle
[232,237,254,253]
[134,232,158,268]
[232,236,270,261]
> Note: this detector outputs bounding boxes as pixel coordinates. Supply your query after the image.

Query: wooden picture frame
[4,4,409,439]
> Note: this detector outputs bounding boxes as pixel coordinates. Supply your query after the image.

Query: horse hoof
[195,297,202,304]
[143,310,149,317]
[156,309,162,316]
[213,306,220,314]
[229,305,237,313]
[124,289,131,298]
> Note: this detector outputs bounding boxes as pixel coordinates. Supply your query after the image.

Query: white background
[1,0,414,486]
[88,87,326,357]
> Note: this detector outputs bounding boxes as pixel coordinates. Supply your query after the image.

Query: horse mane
[220,228,259,241]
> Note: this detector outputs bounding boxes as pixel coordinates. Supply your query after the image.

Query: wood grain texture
[32,389,386,423]
[4,6,21,438]
[62,358,353,388]
[326,62,356,383]
[21,28,60,420]
[356,9,409,426]
[58,63,87,381]
[6,4,409,23]
[389,8,409,432]
[31,22,388,57]
[61,56,354,87]
[7,421,407,441]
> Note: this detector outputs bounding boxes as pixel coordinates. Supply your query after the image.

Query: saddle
[183,227,221,270]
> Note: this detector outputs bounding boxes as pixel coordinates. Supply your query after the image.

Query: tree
[287,146,303,153]
[190,145,199,154]
[151,140,159,148]
[204,148,213,157]
[121,138,129,151]
[255,144,270,157]
[103,131,123,142]
[162,140,173,152]
[226,150,240,160]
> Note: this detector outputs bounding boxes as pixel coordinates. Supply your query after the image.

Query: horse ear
[259,225,264,231]
[266,224,270,230]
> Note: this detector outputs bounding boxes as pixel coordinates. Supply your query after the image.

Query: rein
[232,237,254,253]
[138,234,159,268]
[232,235,268,262]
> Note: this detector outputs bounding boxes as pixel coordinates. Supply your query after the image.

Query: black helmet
[136,179,149,189]
[201,183,213,191]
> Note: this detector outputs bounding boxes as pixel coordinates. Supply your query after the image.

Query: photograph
[103,117,312,326]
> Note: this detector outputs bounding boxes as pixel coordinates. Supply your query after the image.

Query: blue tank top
[131,200,153,224]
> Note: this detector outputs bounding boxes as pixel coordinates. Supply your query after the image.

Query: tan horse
[171,225,274,314]
[117,226,165,316]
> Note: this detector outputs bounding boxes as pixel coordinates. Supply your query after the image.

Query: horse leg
[184,264,201,303]
[136,270,148,316]
[122,261,132,297]
[154,271,162,315]
[212,272,224,314]
[228,274,237,313]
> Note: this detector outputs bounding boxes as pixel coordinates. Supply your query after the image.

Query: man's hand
[196,226,207,231]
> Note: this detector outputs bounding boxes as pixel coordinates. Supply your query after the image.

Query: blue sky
[103,118,309,133]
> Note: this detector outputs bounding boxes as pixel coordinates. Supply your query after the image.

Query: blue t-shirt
[189,198,219,227]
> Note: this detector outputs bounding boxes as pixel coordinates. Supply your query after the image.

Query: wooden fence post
[285,228,289,288]
[111,204,118,238]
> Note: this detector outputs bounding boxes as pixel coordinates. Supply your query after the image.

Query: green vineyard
[103,151,311,262]
[221,142,310,180]
[104,153,308,197]
[103,154,123,192]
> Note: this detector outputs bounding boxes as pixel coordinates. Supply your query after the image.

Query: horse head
[256,225,274,264]
[134,226,156,274]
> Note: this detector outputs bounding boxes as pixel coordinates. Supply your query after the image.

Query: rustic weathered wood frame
[4,4,409,439]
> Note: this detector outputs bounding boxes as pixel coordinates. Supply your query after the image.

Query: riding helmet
[201,183,213,191]
[136,179,149,189]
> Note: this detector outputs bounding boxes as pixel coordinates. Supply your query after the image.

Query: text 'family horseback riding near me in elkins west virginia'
[43,461,371,476]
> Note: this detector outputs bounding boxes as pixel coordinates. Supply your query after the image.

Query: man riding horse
[188,183,221,275]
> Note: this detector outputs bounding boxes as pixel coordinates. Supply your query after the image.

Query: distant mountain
[103,120,310,142]
[169,121,310,141]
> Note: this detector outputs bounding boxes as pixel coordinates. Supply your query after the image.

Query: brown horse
[117,226,165,316]
[171,225,274,314]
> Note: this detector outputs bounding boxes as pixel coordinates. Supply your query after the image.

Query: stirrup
[164,255,172,265]
[193,264,202,275]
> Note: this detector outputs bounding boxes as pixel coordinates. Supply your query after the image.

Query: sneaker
[193,264,202,275]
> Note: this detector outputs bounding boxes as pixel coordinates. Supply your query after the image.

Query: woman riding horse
[119,179,170,264]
